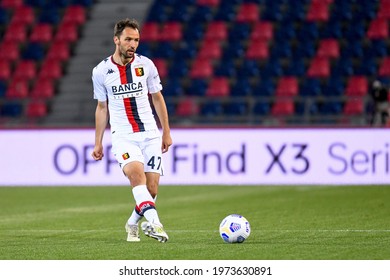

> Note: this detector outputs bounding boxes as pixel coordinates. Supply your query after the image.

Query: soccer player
[91,18,172,243]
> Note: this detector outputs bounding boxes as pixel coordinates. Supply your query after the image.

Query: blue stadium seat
[163,78,184,97]
[201,100,223,116]
[187,79,208,96]
[231,78,252,96]
[1,102,23,117]
[224,101,248,115]
[253,101,271,115]
[300,78,322,97]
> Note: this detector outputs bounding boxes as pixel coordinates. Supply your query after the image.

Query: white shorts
[111,129,163,175]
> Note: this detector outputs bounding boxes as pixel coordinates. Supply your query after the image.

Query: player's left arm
[151,91,172,153]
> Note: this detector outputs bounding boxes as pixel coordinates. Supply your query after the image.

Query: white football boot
[141,221,169,243]
[125,223,140,242]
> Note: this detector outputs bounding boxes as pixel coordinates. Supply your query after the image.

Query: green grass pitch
[0,185,389,260]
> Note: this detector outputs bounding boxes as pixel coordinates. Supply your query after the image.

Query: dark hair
[114,18,140,37]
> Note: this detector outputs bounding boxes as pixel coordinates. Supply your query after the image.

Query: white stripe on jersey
[92,54,163,134]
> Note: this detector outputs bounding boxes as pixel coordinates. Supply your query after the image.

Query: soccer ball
[219,214,251,243]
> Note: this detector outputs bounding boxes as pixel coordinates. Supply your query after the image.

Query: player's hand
[92,145,104,160]
[161,133,172,153]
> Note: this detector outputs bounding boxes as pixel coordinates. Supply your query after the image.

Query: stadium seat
[345,76,368,96]
[206,77,230,97]
[317,38,339,58]
[307,56,330,78]
[379,57,390,77]
[253,101,271,115]
[271,100,295,116]
[10,5,35,25]
[46,41,70,62]
[378,0,390,19]
[0,102,23,117]
[343,99,364,115]
[236,3,260,23]
[231,78,252,97]
[189,59,213,79]
[197,39,222,60]
[54,22,79,43]
[5,78,29,99]
[30,77,55,99]
[176,97,199,117]
[3,22,27,43]
[306,1,330,22]
[253,79,275,96]
[245,39,269,60]
[0,0,23,9]
[187,79,208,96]
[204,21,228,41]
[250,21,273,41]
[38,60,63,80]
[62,5,86,25]
[29,23,53,43]
[159,22,183,41]
[275,76,299,97]
[196,0,220,6]
[22,42,45,61]
[367,18,389,39]
[140,22,159,41]
[0,60,11,80]
[153,58,168,79]
[0,41,20,62]
[300,78,322,97]
[12,60,37,81]
[200,100,223,116]
[224,101,248,115]
[26,100,48,118]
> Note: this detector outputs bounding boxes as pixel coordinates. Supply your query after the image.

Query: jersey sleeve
[146,59,163,94]
[92,65,107,101]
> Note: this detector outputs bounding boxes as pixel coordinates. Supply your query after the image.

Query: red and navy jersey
[92,54,162,134]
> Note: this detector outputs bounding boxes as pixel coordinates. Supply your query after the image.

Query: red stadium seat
[62,5,86,25]
[271,99,295,115]
[245,39,269,60]
[0,41,20,62]
[343,99,364,115]
[5,78,29,99]
[379,57,390,77]
[54,22,79,43]
[0,60,12,80]
[367,18,389,39]
[176,97,199,116]
[10,5,35,25]
[307,56,330,78]
[12,60,37,81]
[378,0,390,19]
[38,60,63,80]
[196,0,220,6]
[46,41,70,62]
[197,39,222,60]
[306,1,330,22]
[317,38,339,58]
[206,77,230,97]
[345,76,368,96]
[204,21,228,41]
[153,58,168,79]
[189,59,213,79]
[159,22,182,41]
[30,77,55,99]
[30,23,53,43]
[275,76,299,97]
[250,21,273,41]
[0,0,23,9]
[140,22,159,41]
[236,3,260,23]
[26,100,48,118]
[3,23,27,43]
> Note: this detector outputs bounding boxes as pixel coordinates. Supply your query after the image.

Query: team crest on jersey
[135,66,144,77]
[122,153,130,160]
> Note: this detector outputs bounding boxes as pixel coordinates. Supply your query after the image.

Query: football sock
[132,185,162,226]
[127,193,158,225]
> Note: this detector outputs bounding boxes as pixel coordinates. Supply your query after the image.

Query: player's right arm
[92,101,108,161]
